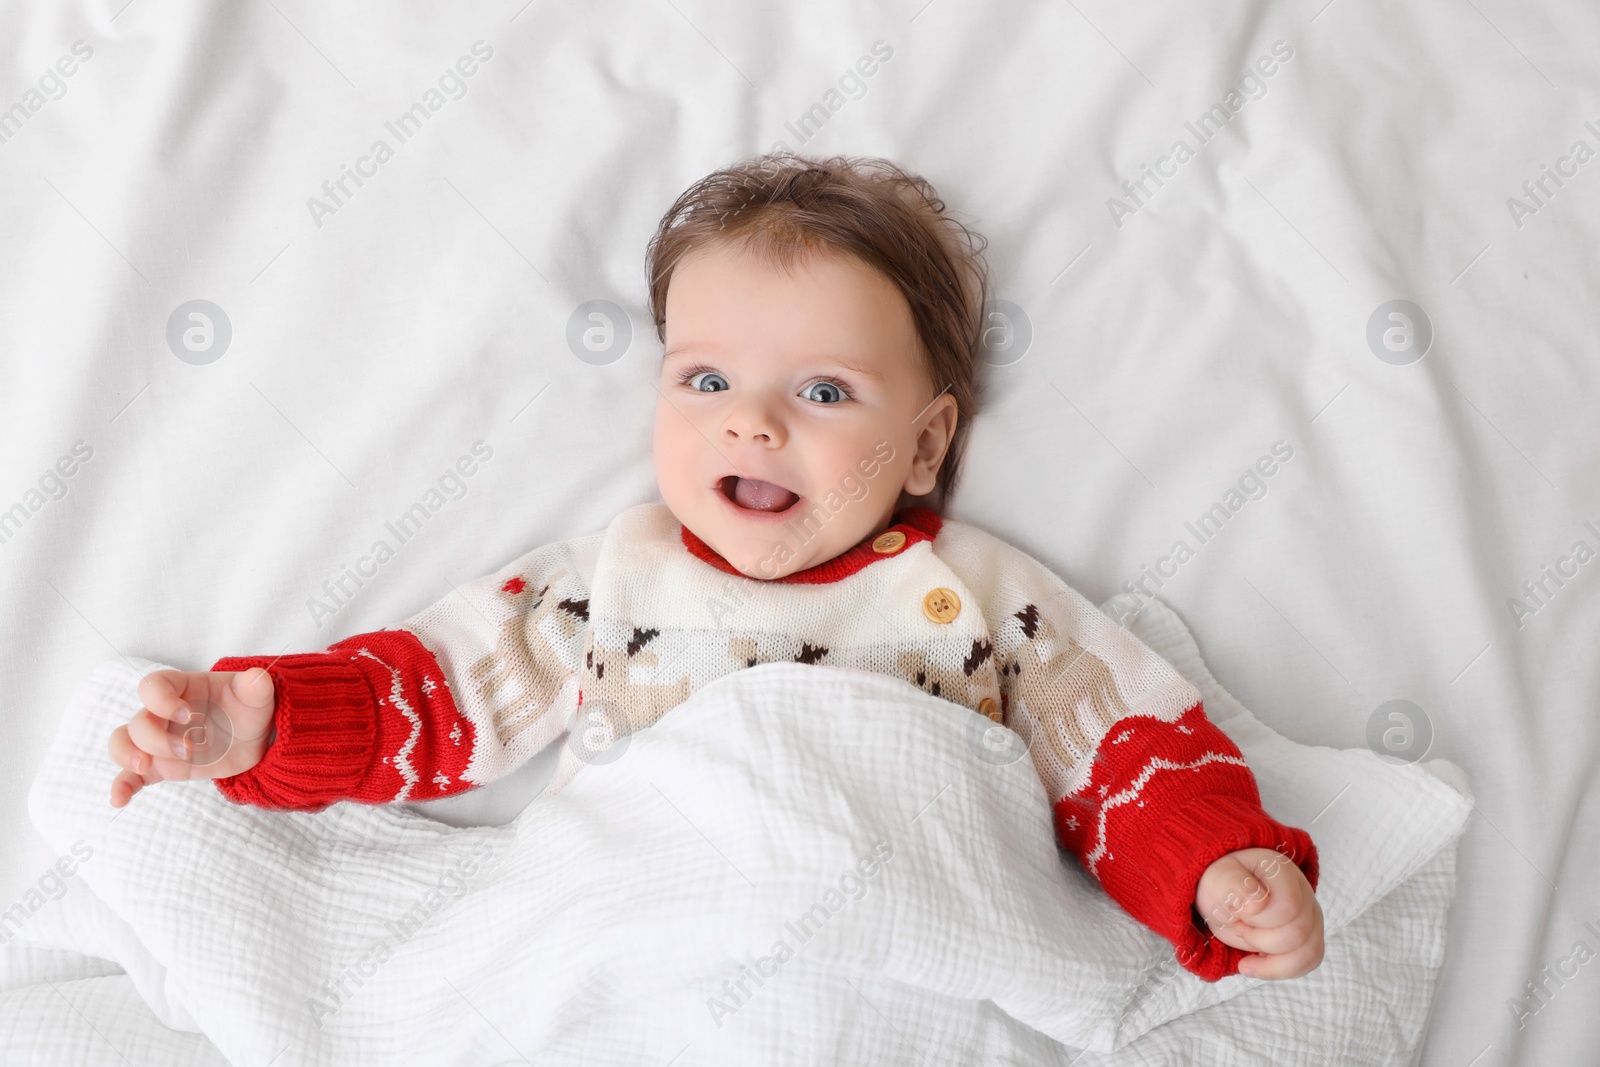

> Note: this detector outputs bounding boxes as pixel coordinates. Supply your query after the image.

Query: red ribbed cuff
[1114,793,1319,982]
[209,653,380,812]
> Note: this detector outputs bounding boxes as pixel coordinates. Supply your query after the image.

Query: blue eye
[801,380,847,404]
[684,370,729,392]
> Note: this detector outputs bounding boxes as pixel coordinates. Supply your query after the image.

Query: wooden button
[871,530,907,554]
[922,587,961,624]
[978,696,1001,722]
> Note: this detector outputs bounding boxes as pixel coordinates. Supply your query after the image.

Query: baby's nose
[722,402,783,444]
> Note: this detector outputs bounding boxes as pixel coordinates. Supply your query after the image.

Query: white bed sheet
[0,1,1595,1064]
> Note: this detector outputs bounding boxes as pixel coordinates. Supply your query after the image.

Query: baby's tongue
[734,477,798,512]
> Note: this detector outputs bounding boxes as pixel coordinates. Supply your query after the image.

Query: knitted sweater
[212,502,1318,981]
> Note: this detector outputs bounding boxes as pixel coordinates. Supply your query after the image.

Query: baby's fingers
[110,766,146,808]
[136,669,201,723]
[108,725,162,808]
[1216,911,1318,956]
[1239,936,1325,980]
[215,667,275,739]
[108,724,151,808]
[126,707,192,763]
[108,722,195,807]
[108,723,148,774]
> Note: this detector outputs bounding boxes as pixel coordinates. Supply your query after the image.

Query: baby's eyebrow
[663,345,884,382]
[826,358,884,382]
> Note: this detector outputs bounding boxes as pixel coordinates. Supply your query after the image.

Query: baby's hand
[107,668,276,808]
[1194,846,1324,979]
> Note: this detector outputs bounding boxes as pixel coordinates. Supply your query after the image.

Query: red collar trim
[679,506,943,584]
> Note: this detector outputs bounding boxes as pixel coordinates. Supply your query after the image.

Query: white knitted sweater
[212,502,1319,980]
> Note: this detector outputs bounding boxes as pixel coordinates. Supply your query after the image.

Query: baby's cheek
[652,410,696,485]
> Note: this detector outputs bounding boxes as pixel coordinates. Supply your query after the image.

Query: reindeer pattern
[467,570,588,746]
[996,604,1129,779]
[475,566,1130,778]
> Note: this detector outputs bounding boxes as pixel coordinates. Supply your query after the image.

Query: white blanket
[4,595,1470,1065]
[4,0,1596,1060]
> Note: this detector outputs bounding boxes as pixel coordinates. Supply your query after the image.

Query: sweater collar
[679,506,943,584]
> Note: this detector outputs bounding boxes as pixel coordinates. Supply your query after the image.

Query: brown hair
[645,151,990,510]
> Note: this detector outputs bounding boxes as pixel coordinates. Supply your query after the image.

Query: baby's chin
[667,480,885,580]
[716,531,821,581]
[691,515,854,581]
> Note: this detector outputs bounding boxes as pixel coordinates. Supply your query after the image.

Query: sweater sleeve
[978,545,1319,982]
[210,533,599,812]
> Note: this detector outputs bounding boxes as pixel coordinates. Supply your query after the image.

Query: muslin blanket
[1,594,1472,1065]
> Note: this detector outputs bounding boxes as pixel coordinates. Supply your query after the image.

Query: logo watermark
[1193,838,1308,934]
[1507,916,1600,1030]
[979,298,1032,367]
[1106,40,1296,229]
[1365,300,1432,366]
[1109,440,1296,611]
[307,837,498,1028]
[769,40,894,152]
[567,299,633,365]
[705,837,895,1028]
[564,696,634,766]
[0,840,95,946]
[166,300,232,364]
[966,709,1031,766]
[1506,519,1600,630]
[0,41,95,148]
[1506,119,1600,230]
[1364,699,1433,765]
[704,440,896,624]
[0,439,94,548]
[305,41,495,229]
[306,440,494,628]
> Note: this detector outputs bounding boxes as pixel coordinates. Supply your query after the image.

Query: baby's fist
[107,668,277,808]
[1194,847,1323,980]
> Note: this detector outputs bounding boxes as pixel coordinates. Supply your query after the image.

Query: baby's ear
[903,393,957,497]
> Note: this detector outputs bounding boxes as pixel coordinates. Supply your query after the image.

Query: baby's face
[653,242,955,580]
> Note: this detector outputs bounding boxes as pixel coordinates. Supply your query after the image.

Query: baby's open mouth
[719,475,801,514]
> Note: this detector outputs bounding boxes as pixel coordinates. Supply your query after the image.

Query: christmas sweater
[211,502,1318,981]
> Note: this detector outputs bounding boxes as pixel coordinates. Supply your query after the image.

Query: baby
[107,152,1322,983]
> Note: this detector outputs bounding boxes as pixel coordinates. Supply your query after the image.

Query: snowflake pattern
[433,772,451,790]
[422,677,438,696]
[1113,729,1132,744]
[1177,724,1192,734]
[1064,815,1079,831]
[450,722,463,746]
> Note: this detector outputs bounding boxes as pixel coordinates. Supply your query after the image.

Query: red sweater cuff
[209,653,380,812]
[1125,793,1319,982]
